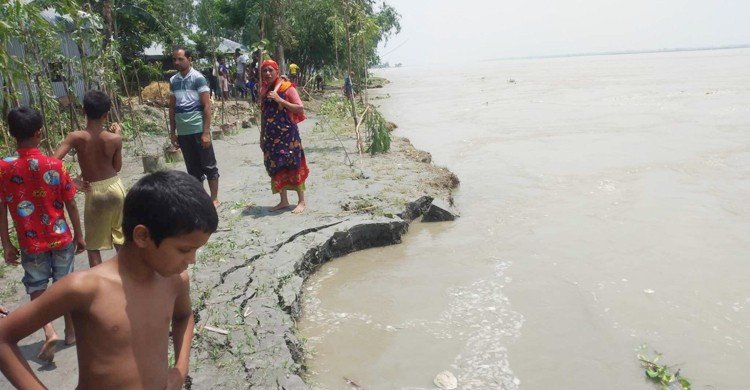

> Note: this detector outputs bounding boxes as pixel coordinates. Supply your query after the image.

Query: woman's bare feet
[270,201,290,211]
[64,330,76,346]
[291,201,306,214]
[37,335,59,362]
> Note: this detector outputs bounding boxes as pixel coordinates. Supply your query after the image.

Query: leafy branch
[637,346,691,390]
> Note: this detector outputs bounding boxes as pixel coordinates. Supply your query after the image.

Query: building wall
[0,33,86,107]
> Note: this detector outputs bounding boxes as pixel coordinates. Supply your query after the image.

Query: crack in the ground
[272,220,346,251]
[213,220,347,292]
[215,254,263,288]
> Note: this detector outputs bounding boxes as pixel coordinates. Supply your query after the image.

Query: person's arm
[52,133,76,160]
[166,272,194,390]
[0,273,93,388]
[112,136,123,173]
[199,91,212,149]
[0,203,18,266]
[169,95,178,147]
[64,199,85,254]
[267,87,304,116]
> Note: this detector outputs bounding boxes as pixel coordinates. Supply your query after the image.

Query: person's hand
[267,90,282,103]
[74,235,86,254]
[201,133,211,149]
[109,123,122,135]
[170,133,179,149]
[165,368,184,390]
[73,177,91,193]
[3,245,19,266]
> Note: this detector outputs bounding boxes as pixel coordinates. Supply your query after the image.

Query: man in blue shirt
[168,47,220,206]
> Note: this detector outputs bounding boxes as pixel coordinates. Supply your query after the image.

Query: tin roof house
[0,7,100,108]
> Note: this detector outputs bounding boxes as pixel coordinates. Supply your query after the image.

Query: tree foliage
[194,0,400,77]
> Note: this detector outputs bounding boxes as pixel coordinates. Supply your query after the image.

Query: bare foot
[38,335,59,362]
[291,202,306,214]
[64,331,76,346]
[212,199,221,207]
[270,202,290,212]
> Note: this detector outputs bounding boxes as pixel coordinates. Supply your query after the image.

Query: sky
[377,0,750,66]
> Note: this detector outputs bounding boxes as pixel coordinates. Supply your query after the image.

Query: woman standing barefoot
[259,60,309,214]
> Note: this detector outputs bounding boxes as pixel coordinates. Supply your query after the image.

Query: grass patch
[0,280,20,301]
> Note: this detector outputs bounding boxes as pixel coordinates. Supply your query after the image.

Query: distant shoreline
[483,44,750,62]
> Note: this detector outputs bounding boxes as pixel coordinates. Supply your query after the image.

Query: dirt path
[0,99,455,389]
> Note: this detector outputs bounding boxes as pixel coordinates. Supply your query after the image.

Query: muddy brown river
[299,49,750,389]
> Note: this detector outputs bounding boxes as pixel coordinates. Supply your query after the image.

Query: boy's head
[123,170,218,275]
[83,90,111,120]
[6,107,43,143]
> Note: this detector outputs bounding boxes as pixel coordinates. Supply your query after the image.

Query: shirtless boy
[54,90,124,267]
[0,170,218,389]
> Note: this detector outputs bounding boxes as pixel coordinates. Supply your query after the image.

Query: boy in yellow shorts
[54,90,124,267]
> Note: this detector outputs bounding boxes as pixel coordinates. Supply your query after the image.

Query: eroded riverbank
[0,96,458,389]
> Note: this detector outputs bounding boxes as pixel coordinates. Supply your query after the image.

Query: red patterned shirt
[0,148,76,254]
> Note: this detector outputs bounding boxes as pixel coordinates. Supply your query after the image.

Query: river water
[299,49,750,389]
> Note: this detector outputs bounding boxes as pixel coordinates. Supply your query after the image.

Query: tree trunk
[276,43,286,75]
[102,0,114,41]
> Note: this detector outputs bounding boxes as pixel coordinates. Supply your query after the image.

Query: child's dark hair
[6,107,43,141]
[83,90,111,119]
[123,170,218,246]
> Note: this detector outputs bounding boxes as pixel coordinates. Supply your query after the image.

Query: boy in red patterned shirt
[0,107,85,362]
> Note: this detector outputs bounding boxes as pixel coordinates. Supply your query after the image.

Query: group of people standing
[169,46,309,213]
[0,45,310,388]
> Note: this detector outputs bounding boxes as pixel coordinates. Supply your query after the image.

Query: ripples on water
[301,49,750,389]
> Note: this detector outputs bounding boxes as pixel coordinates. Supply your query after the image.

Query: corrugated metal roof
[143,37,247,58]
[39,8,101,32]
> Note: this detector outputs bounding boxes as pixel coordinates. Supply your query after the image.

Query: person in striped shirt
[168,47,220,206]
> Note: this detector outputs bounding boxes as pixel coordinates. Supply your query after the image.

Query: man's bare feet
[38,335,59,362]
[291,202,306,214]
[64,331,76,346]
[270,201,290,212]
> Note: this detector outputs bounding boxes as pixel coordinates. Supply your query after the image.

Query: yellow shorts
[84,176,125,250]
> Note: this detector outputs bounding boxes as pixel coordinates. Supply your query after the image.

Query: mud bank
[0,98,457,389]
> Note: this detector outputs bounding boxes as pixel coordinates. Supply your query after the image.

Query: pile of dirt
[140,81,170,106]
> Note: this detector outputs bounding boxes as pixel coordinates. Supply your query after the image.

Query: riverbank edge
[187,119,459,388]
[0,92,459,389]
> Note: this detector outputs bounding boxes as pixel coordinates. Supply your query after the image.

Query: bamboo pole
[134,64,143,104]
[258,16,265,146]
[63,62,82,131]
[341,0,363,156]
[360,34,368,106]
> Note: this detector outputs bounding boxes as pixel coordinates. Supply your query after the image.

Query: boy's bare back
[58,128,122,183]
